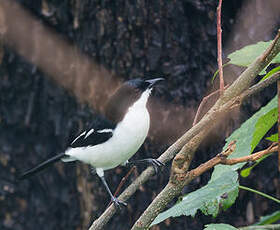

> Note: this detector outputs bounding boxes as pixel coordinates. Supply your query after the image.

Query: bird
[19,77,164,208]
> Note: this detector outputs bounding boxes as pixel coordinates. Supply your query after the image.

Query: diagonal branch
[241,71,280,99]
[89,30,280,230]
[129,32,280,230]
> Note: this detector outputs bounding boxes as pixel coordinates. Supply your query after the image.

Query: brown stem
[217,0,224,95]
[108,166,136,207]
[221,145,277,165]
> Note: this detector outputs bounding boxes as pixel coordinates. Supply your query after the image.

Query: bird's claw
[126,158,165,174]
[111,197,127,210]
[147,158,165,174]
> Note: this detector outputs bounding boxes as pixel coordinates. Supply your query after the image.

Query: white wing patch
[71,131,86,145]
[85,129,94,138]
[97,129,113,133]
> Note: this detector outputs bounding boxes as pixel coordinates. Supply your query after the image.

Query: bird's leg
[126,158,164,174]
[95,168,127,209]
[99,175,127,209]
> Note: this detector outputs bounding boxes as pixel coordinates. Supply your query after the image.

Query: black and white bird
[19,78,164,207]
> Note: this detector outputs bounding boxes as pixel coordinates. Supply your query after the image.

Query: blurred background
[0,0,279,229]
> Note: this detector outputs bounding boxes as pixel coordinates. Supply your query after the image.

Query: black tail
[18,153,66,180]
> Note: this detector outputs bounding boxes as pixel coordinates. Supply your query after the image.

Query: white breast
[65,89,151,170]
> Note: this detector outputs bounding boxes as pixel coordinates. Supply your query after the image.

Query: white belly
[65,106,150,170]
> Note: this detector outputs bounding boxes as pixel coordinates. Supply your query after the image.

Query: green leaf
[266,133,278,142]
[211,96,277,181]
[228,40,280,67]
[251,108,278,151]
[256,210,280,225]
[261,66,280,81]
[241,130,277,178]
[204,224,238,230]
[240,166,253,178]
[151,170,239,226]
[240,154,272,178]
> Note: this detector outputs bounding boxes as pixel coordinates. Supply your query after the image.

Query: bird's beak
[145,78,164,88]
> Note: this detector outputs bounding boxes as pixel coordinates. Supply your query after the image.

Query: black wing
[70,118,115,148]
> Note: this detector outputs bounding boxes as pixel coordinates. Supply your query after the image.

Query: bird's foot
[111,196,127,209]
[146,158,165,174]
[126,158,165,174]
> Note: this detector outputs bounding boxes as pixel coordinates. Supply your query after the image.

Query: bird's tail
[18,153,66,180]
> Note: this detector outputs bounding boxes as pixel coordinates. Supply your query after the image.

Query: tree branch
[221,145,277,165]
[241,71,280,99]
[89,30,280,230]
[188,143,276,181]
[129,32,280,230]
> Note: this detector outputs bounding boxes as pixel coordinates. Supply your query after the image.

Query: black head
[125,78,164,91]
[105,78,164,124]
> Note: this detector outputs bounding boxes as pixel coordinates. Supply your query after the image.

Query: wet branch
[90,30,280,230]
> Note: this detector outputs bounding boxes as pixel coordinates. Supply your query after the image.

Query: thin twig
[184,140,237,180]
[184,143,276,187]
[193,71,280,127]
[220,146,277,165]
[193,85,229,126]
[217,0,224,95]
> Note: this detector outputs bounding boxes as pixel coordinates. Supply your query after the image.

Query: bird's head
[125,78,164,91]
[105,78,164,124]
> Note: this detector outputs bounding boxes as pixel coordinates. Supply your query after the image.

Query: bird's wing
[70,120,114,148]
